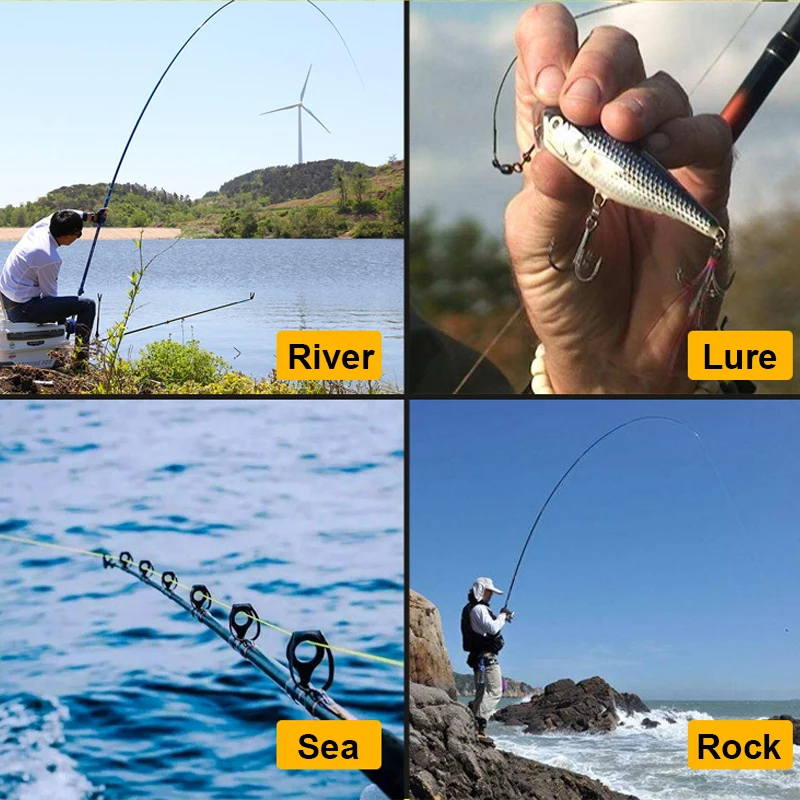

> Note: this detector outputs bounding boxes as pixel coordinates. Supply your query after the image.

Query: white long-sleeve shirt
[469,604,507,636]
[0,212,81,301]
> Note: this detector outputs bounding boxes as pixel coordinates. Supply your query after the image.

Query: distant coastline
[0,227,181,242]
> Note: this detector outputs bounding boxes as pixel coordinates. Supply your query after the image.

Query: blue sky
[411,1,800,233]
[410,400,800,700]
[0,1,403,207]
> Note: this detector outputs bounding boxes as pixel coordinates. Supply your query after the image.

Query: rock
[666,716,676,724]
[454,671,542,699]
[641,718,659,729]
[768,715,800,745]
[410,683,640,800]
[409,589,457,699]
[495,676,650,734]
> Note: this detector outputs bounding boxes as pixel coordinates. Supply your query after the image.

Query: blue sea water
[0,238,405,387]
[490,699,800,799]
[0,400,404,799]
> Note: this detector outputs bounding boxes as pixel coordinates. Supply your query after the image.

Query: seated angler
[0,208,108,361]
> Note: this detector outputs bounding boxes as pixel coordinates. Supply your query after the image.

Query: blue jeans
[2,294,96,350]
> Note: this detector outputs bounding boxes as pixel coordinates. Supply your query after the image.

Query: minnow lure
[534,106,727,301]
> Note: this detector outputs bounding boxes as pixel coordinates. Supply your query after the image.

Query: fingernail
[645,132,670,154]
[612,97,644,117]
[535,66,565,100]
[565,77,601,106]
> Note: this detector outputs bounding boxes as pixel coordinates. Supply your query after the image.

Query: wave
[0,694,100,800]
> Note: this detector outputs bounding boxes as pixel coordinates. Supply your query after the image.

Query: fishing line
[1,534,405,798]
[308,0,366,90]
[78,0,236,297]
[78,0,365,296]
[99,293,257,342]
[471,0,793,394]
[0,532,402,668]
[491,0,638,176]
[504,415,747,606]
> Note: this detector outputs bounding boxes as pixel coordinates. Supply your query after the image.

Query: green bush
[134,338,229,386]
[352,220,387,239]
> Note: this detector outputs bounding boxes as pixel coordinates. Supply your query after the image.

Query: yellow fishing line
[0,532,403,669]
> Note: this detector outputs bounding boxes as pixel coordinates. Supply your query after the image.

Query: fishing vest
[460,599,504,657]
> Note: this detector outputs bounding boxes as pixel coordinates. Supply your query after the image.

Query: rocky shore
[409,589,641,800]
[411,682,639,800]
[495,676,650,734]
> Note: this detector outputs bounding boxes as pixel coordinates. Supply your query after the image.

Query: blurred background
[410,1,800,393]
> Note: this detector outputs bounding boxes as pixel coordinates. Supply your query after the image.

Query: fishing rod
[78,0,364,297]
[78,0,236,297]
[102,292,256,341]
[100,550,404,800]
[503,416,744,607]
[721,2,800,143]
[474,0,800,394]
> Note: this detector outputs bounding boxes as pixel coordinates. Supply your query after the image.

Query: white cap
[471,577,504,600]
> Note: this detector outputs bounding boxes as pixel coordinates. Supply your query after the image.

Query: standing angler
[461,576,515,746]
[0,208,107,361]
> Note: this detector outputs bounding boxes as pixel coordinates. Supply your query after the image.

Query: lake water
[0,239,404,388]
[0,400,405,799]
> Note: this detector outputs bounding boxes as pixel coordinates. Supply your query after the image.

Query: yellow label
[276,331,382,380]
[687,331,793,380]
[276,720,382,770]
[688,720,794,770]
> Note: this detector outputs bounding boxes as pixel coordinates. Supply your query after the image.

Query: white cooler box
[0,305,68,368]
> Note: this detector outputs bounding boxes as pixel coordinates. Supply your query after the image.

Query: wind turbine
[259,65,331,165]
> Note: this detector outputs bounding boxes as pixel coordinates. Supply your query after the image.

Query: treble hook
[675,230,734,298]
[547,191,606,282]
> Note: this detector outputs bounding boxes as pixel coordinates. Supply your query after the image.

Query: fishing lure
[534,106,729,317]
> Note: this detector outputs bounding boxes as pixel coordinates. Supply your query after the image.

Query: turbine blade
[259,104,299,116]
[302,105,331,134]
[300,64,313,102]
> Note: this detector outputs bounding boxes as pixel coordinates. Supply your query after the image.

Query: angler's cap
[471,577,503,600]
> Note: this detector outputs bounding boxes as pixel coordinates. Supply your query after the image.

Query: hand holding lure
[534,106,729,314]
[475,1,798,394]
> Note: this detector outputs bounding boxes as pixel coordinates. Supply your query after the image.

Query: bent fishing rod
[503,416,744,608]
[78,0,363,297]
[78,0,236,297]
[103,550,404,800]
[100,292,256,341]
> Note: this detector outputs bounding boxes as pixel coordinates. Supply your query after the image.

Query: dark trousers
[2,294,96,351]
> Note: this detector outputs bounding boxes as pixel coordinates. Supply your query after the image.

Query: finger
[642,113,733,172]
[602,71,692,141]
[515,4,579,106]
[530,149,593,208]
[559,25,646,126]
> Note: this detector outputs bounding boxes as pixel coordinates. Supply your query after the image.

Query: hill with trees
[0,158,404,239]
